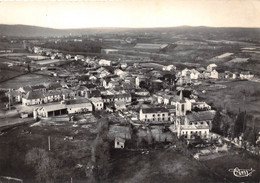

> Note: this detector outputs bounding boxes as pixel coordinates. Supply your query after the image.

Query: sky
[0,0,260,29]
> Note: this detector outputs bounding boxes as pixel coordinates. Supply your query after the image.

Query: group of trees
[25,148,59,183]
[89,118,112,182]
[42,40,102,53]
[212,109,258,146]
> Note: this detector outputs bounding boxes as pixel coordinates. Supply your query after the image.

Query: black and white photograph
[0,0,260,182]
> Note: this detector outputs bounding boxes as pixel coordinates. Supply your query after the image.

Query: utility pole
[48,136,51,151]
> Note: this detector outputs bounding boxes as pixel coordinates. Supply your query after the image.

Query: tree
[89,118,111,182]
[212,110,222,134]
[233,111,246,138]
[25,148,59,183]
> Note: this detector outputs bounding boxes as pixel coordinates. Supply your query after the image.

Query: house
[134,89,150,96]
[75,55,85,61]
[22,91,45,106]
[66,98,93,114]
[139,106,170,122]
[99,59,112,66]
[120,63,128,69]
[162,65,176,71]
[114,69,128,78]
[210,69,218,79]
[96,67,111,78]
[65,54,71,59]
[207,64,217,72]
[5,90,23,103]
[190,69,200,80]
[36,103,67,118]
[114,137,125,149]
[102,93,131,104]
[89,97,104,111]
[240,71,254,80]
[43,90,62,103]
[192,101,211,111]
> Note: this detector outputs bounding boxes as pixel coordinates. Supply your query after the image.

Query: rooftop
[141,107,169,114]
[42,103,67,112]
[186,110,216,122]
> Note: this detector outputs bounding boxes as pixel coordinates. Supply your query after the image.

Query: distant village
[1,45,259,159]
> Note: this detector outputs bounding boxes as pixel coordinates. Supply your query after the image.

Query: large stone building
[139,106,171,122]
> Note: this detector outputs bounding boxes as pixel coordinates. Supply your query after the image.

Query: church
[170,91,216,139]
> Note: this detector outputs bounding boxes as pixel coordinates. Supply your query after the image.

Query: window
[162,118,164,121]
[145,115,147,118]
[162,114,165,116]
[158,114,160,116]
[153,114,155,117]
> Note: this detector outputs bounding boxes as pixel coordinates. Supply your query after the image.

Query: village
[1,44,259,162]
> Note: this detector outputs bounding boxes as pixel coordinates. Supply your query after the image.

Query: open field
[0,73,55,89]
[0,69,24,83]
[109,147,259,183]
[195,80,260,129]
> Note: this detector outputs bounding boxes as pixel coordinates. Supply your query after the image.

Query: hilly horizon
[0,24,260,38]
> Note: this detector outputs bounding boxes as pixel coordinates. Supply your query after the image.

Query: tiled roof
[31,85,46,90]
[24,91,44,100]
[43,103,67,112]
[142,107,169,114]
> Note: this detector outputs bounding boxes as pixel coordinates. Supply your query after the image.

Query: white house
[139,106,170,122]
[114,137,125,149]
[36,103,67,118]
[240,71,254,80]
[190,69,200,80]
[99,59,112,66]
[75,55,85,61]
[210,69,218,79]
[162,65,176,71]
[90,98,104,111]
[207,64,217,72]
[22,91,45,106]
[66,98,93,114]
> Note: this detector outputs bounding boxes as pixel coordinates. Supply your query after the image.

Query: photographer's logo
[229,167,255,178]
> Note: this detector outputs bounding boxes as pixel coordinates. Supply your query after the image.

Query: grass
[0,73,54,89]
[0,69,23,83]
[195,80,260,129]
[203,150,260,182]
[0,121,97,182]
[109,148,226,183]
